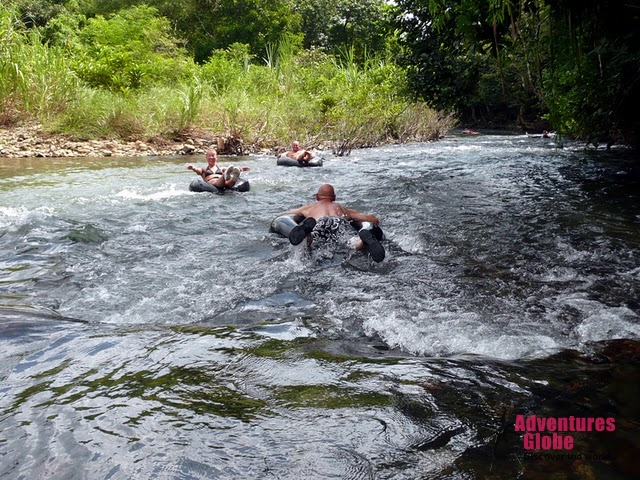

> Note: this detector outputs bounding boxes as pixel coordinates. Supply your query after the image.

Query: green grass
[0,5,456,151]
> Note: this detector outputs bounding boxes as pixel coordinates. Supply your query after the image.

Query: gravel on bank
[0,123,269,158]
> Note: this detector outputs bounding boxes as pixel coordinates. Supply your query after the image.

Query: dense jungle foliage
[2,0,639,150]
[396,0,640,149]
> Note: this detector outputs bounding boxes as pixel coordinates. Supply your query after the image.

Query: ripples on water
[1,135,639,478]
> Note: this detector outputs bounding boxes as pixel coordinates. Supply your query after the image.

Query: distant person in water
[284,140,314,163]
[277,183,385,262]
[527,130,552,139]
[462,128,480,135]
[187,149,250,189]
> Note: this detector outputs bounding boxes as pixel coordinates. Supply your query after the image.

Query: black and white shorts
[311,216,352,244]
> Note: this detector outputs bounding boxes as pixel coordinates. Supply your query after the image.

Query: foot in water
[359,229,385,262]
[289,217,316,245]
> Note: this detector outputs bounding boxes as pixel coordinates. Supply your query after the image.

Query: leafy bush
[70,5,197,91]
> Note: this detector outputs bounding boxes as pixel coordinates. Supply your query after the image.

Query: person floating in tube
[273,183,385,262]
[283,140,314,164]
[187,149,250,189]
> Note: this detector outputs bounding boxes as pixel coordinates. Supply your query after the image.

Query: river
[1,133,639,479]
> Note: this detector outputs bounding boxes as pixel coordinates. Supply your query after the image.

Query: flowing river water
[1,134,639,479]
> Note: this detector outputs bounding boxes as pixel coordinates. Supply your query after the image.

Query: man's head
[316,184,336,202]
[291,141,301,151]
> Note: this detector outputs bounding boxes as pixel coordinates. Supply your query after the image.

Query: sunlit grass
[1,5,455,151]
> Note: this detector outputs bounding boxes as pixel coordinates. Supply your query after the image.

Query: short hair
[316,183,336,200]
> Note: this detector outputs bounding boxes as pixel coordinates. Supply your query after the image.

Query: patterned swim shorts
[311,216,352,244]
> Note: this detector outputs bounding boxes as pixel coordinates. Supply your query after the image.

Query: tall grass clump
[0,5,77,125]
[54,87,142,139]
[177,77,204,130]
[185,37,453,153]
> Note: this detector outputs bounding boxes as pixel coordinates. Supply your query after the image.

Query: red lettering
[606,417,616,432]
[587,417,595,431]
[558,418,569,432]
[595,417,605,431]
[524,432,535,450]
[564,435,574,450]
[557,417,568,431]
[524,433,574,451]
[547,418,557,431]
[537,416,547,431]
[569,416,575,431]
[514,415,526,432]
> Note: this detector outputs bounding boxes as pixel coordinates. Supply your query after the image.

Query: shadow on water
[0,139,639,478]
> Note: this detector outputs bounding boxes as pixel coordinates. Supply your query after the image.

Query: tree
[394,0,640,148]
[544,0,640,147]
[293,0,394,62]
[69,5,196,90]
[10,0,64,27]
[393,0,483,112]
[79,0,299,63]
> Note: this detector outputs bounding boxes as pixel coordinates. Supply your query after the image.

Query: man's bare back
[283,184,379,224]
[290,202,354,220]
[277,183,385,262]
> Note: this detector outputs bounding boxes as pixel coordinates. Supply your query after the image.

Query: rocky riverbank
[0,123,267,158]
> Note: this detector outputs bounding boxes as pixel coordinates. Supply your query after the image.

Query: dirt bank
[0,123,268,158]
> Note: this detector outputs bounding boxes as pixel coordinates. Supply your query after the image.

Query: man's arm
[345,208,379,224]
[280,205,310,216]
